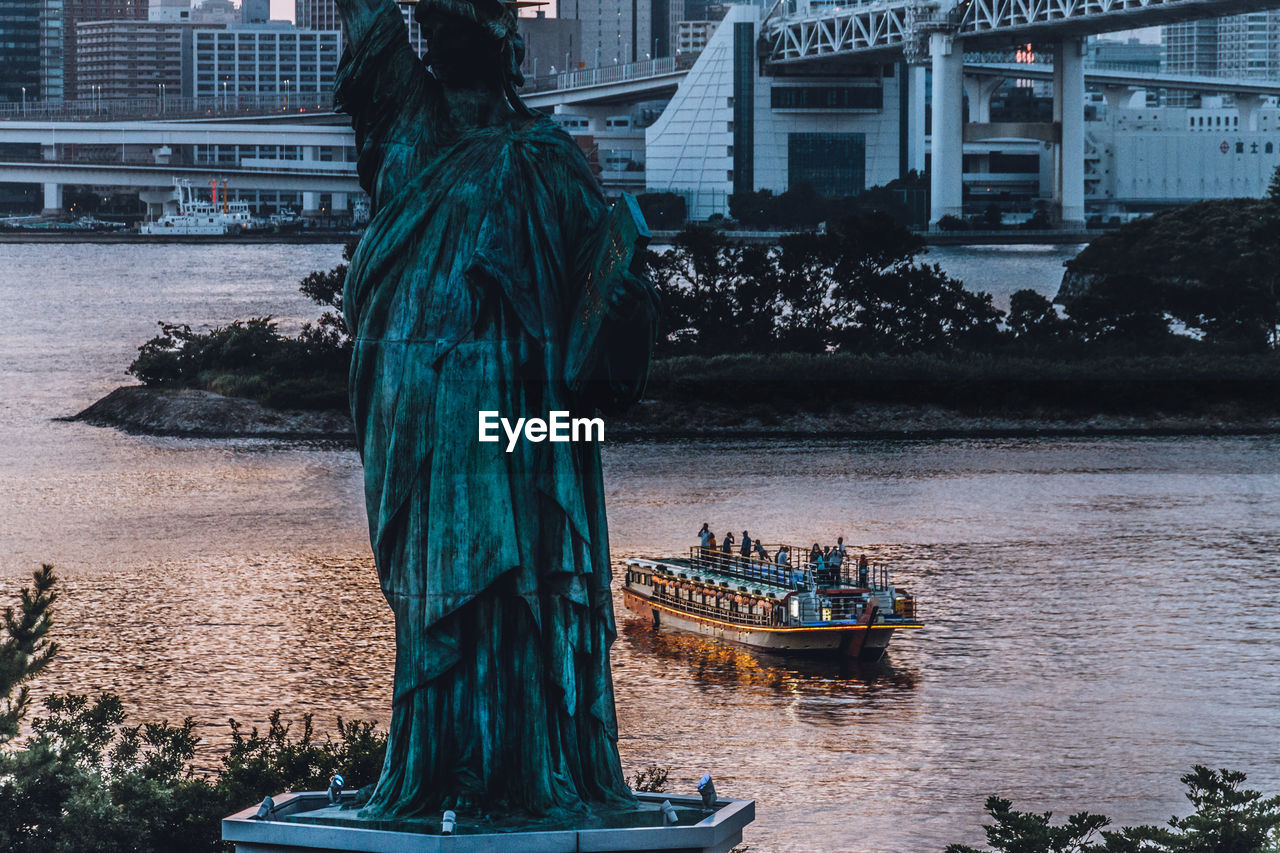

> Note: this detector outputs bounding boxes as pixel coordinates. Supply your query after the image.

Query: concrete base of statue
[222,790,755,853]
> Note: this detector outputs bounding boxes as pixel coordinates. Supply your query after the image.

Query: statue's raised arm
[333,0,440,207]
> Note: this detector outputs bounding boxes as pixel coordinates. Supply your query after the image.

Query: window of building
[787,132,866,196]
[771,85,883,111]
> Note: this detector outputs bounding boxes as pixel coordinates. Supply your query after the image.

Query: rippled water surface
[1,243,1278,852]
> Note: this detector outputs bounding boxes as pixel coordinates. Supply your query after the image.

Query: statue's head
[413,0,526,89]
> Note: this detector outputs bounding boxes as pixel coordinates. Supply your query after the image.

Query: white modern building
[644,4,904,219]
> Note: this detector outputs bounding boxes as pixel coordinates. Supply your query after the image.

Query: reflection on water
[3,245,1280,852]
[619,618,921,700]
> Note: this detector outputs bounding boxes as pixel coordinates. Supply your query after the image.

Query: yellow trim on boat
[624,589,923,632]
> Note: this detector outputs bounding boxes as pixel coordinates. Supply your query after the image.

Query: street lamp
[283,78,290,111]
[21,87,26,116]
[221,80,228,112]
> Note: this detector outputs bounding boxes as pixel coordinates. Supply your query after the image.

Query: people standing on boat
[718,532,733,569]
[698,523,713,550]
[754,539,769,562]
[739,531,752,559]
[857,554,869,587]
[774,545,789,567]
[808,543,822,568]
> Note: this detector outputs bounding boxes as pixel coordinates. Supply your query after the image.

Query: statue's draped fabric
[336,3,647,818]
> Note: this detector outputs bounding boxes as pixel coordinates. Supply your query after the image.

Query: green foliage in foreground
[948,766,1280,853]
[0,567,387,853]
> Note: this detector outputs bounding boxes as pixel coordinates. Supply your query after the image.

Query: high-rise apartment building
[41,0,147,102]
[295,0,429,53]
[295,0,338,31]
[518,12,579,76]
[559,0,650,65]
[240,0,268,23]
[1165,12,1280,78]
[74,18,195,99]
[2,0,44,102]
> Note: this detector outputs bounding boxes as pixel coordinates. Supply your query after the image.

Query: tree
[1107,767,1280,853]
[636,192,687,230]
[1267,165,1280,202]
[0,565,58,744]
[646,226,778,355]
[829,214,1003,353]
[945,796,1112,853]
[1059,272,1175,349]
[950,767,1280,853]
[297,236,357,340]
[1008,289,1074,348]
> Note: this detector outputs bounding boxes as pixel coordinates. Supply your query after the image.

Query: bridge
[5,0,1280,222]
[763,0,1279,65]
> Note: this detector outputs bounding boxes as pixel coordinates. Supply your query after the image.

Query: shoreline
[1,229,1093,247]
[0,231,362,245]
[68,386,1280,443]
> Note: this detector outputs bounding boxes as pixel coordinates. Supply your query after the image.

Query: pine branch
[0,564,59,743]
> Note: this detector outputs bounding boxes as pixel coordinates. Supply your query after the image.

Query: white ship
[140,179,255,235]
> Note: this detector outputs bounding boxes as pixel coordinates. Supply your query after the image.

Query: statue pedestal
[222,791,755,853]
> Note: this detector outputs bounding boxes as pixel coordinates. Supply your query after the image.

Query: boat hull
[622,587,897,660]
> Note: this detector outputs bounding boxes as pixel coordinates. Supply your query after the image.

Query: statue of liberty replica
[332,0,658,824]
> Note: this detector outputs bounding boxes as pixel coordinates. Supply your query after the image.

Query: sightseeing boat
[620,546,922,661]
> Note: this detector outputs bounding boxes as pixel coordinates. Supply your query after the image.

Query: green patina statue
[333,0,658,823]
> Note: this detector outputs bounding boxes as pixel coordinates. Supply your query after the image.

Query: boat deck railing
[686,546,894,592]
[650,585,778,627]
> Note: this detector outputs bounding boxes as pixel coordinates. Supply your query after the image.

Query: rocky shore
[70,387,354,440]
[69,386,1280,442]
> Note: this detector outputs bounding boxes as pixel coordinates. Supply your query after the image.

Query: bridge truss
[764,0,1280,65]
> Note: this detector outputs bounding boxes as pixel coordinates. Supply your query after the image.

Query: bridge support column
[300,146,323,217]
[929,32,964,226]
[1236,94,1263,132]
[963,75,1002,124]
[1054,36,1085,227]
[907,64,927,174]
[42,182,63,216]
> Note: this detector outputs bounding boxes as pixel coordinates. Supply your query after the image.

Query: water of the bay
[1,243,1276,853]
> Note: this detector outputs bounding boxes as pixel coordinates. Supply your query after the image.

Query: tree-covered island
[77,197,1280,439]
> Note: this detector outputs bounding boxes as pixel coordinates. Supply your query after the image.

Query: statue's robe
[335,3,652,819]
